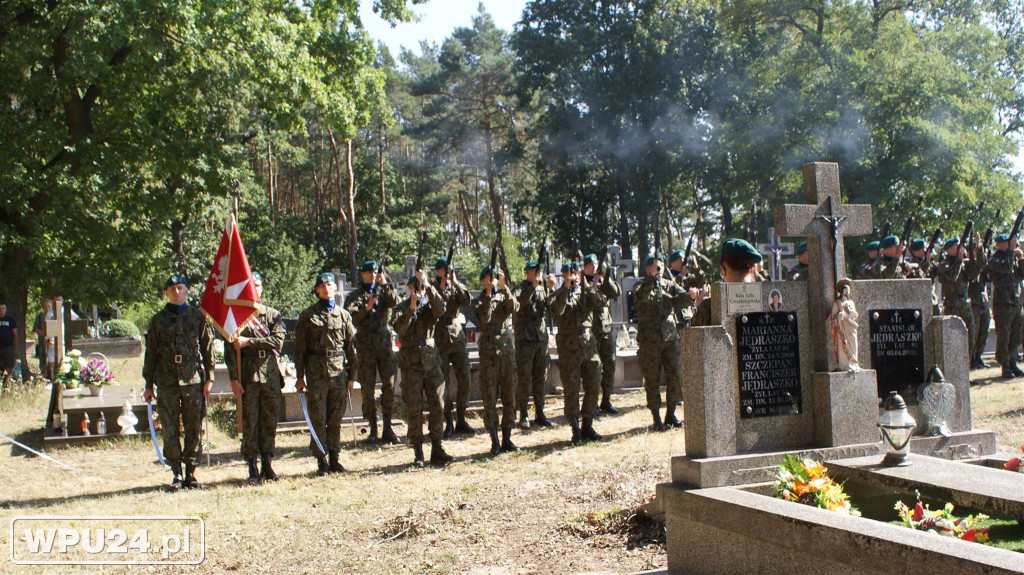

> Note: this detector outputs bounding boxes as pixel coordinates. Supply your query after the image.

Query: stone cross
[774,162,873,371]
[757,228,794,281]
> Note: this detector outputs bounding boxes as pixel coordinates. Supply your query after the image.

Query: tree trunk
[344,139,359,279]
[457,185,482,250]
[378,121,387,225]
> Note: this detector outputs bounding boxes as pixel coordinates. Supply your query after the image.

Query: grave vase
[87,384,104,397]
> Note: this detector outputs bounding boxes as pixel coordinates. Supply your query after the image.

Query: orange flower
[802,459,826,478]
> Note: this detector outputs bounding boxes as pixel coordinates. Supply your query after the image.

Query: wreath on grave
[774,454,860,516]
[1004,444,1023,473]
[894,490,990,543]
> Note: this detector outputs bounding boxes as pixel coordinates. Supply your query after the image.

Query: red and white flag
[200,214,262,341]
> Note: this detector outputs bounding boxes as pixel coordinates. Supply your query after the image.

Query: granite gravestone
[868,308,925,398]
[735,311,802,418]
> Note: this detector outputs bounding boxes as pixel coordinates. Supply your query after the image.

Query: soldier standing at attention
[225,272,286,485]
[393,269,454,467]
[343,261,400,445]
[691,239,762,326]
[143,274,215,490]
[969,235,993,369]
[786,242,809,281]
[550,262,606,444]
[985,233,1024,379]
[856,241,880,279]
[936,238,981,373]
[514,260,555,429]
[583,253,622,416]
[295,272,358,476]
[870,235,913,279]
[473,265,520,455]
[668,250,703,406]
[633,255,690,431]
[433,258,475,437]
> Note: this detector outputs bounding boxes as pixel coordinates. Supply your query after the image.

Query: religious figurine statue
[918,365,955,437]
[829,278,860,371]
[117,400,138,435]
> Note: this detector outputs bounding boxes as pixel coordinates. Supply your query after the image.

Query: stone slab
[827,453,1024,521]
[811,369,879,447]
[923,315,971,433]
[70,336,144,358]
[659,482,1024,575]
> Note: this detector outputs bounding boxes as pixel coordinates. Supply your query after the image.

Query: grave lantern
[877,391,916,466]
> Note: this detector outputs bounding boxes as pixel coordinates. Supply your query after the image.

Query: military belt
[173,353,199,364]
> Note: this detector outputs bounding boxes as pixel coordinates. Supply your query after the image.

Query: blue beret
[165,274,188,288]
[434,258,448,270]
[719,239,763,264]
[880,235,899,248]
[866,241,880,251]
[795,241,807,256]
[668,250,685,264]
[583,253,598,265]
[524,260,540,271]
[995,233,1011,243]
[910,238,926,251]
[251,271,262,283]
[479,265,493,281]
[361,261,379,273]
[313,272,334,291]
[943,237,960,250]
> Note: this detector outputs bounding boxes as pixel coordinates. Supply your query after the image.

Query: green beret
[910,238,925,252]
[251,271,262,283]
[719,238,763,264]
[795,241,807,256]
[643,254,666,267]
[583,253,598,265]
[407,275,424,290]
[995,233,1011,243]
[361,261,379,273]
[668,250,685,264]
[313,272,335,291]
[943,237,960,250]
[866,241,880,251]
[561,262,580,274]
[524,260,540,271]
[434,257,448,270]
[165,273,188,289]
[479,265,493,281]
[880,235,899,248]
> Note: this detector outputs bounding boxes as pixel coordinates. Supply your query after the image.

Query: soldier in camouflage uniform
[143,274,216,490]
[392,270,454,467]
[969,239,992,369]
[869,235,914,279]
[691,239,763,327]
[985,233,1024,379]
[935,238,982,373]
[583,253,622,415]
[669,250,704,406]
[225,272,286,485]
[855,241,880,280]
[295,272,358,476]
[907,239,937,279]
[433,258,475,437]
[343,261,400,445]
[786,242,809,281]
[550,262,606,444]
[473,265,520,455]
[514,260,554,429]
[633,255,691,431]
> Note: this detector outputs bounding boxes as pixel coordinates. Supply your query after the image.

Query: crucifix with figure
[774,162,873,372]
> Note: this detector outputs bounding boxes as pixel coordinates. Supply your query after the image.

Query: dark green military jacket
[670,269,701,325]
[871,255,913,279]
[295,301,357,382]
[143,304,216,391]
[907,256,938,280]
[936,255,982,307]
[432,276,471,346]
[473,284,518,355]
[786,262,809,281]
[632,275,690,343]
[985,249,1024,306]
[969,270,991,307]
[224,306,285,386]
[344,280,398,347]
[392,284,446,365]
[513,280,549,343]
[585,276,621,335]
[549,283,606,353]
[856,258,878,279]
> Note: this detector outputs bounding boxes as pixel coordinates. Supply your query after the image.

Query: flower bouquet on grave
[78,357,115,396]
[774,454,860,516]
[894,491,990,543]
[55,350,85,388]
[1004,444,1023,473]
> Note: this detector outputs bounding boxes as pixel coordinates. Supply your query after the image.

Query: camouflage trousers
[240,378,282,457]
[305,375,345,455]
[479,346,517,431]
[595,332,616,399]
[556,334,600,418]
[992,302,1023,365]
[972,303,990,358]
[357,340,396,424]
[156,383,204,466]
[438,338,472,413]
[399,347,445,443]
[638,338,683,411]
[942,299,974,362]
[515,339,549,411]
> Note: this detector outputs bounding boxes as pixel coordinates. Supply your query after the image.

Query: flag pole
[230,180,244,439]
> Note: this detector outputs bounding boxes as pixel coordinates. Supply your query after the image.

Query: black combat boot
[501,427,520,453]
[454,407,476,435]
[363,417,379,445]
[651,410,667,432]
[380,417,402,445]
[599,394,619,415]
[519,407,531,429]
[976,354,990,368]
[260,453,278,481]
[489,428,501,456]
[1011,361,1024,378]
[183,463,201,489]
[430,439,455,466]
[581,418,604,442]
[315,454,329,477]
[170,463,184,491]
[412,441,425,468]
[327,451,345,473]
[664,406,683,428]
[569,417,582,445]
[246,457,261,485]
[443,403,455,439]
[534,402,553,427]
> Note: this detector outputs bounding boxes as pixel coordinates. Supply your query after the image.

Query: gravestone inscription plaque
[869,308,924,399]
[735,311,802,418]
